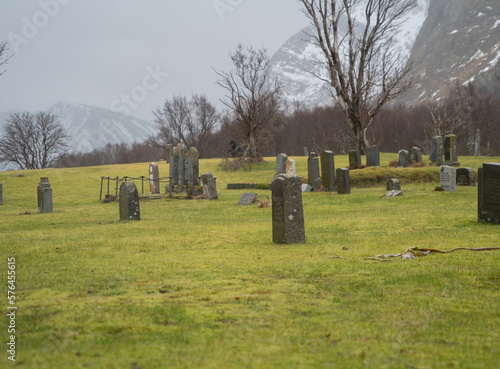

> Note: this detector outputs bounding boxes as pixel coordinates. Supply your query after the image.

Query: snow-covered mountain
[270,0,430,107]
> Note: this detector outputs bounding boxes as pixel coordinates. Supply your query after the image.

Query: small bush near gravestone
[411,162,426,168]
[434,186,445,191]
[389,160,399,167]
[255,183,270,189]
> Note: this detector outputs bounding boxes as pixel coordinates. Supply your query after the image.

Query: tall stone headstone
[440,165,457,191]
[187,147,200,185]
[37,177,53,213]
[201,172,218,200]
[271,174,305,244]
[348,150,361,169]
[478,163,500,224]
[430,136,443,164]
[320,150,336,191]
[308,153,321,190]
[409,147,422,164]
[0,183,2,206]
[444,134,459,166]
[475,129,481,156]
[119,182,140,220]
[398,150,410,167]
[286,159,295,175]
[276,153,288,173]
[336,168,350,194]
[171,144,180,185]
[456,168,476,186]
[181,144,188,185]
[166,144,172,164]
[386,178,401,191]
[366,146,380,167]
[149,162,160,194]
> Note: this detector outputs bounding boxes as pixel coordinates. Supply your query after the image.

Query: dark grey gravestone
[276,153,288,173]
[320,150,336,191]
[201,172,218,200]
[409,147,422,163]
[386,178,401,191]
[119,182,140,220]
[37,177,53,213]
[440,165,456,191]
[366,146,380,167]
[444,134,459,165]
[475,129,481,156]
[308,153,321,190]
[189,147,200,185]
[237,193,258,205]
[303,147,309,156]
[430,136,443,164]
[478,163,500,224]
[398,150,410,167]
[271,174,305,244]
[348,150,361,169]
[336,168,350,194]
[0,183,3,206]
[456,168,476,186]
[149,162,160,194]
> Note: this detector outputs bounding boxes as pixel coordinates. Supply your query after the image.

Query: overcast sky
[0,0,309,121]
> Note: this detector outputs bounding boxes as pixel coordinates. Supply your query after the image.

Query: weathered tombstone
[398,150,410,167]
[383,190,403,198]
[440,165,457,191]
[308,153,321,190]
[171,145,180,185]
[181,145,188,185]
[475,129,481,156]
[456,168,476,186]
[430,136,443,164]
[386,178,401,191]
[444,134,459,166]
[37,177,53,213]
[478,163,500,224]
[320,150,336,191]
[336,168,350,194]
[201,172,218,200]
[149,162,160,194]
[187,147,200,185]
[303,147,309,157]
[301,184,313,192]
[237,193,258,205]
[166,144,172,163]
[348,150,361,169]
[119,182,140,220]
[271,174,305,244]
[409,147,422,164]
[0,183,3,206]
[276,153,288,173]
[286,159,295,175]
[366,146,380,167]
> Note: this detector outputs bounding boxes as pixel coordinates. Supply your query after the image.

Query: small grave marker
[366,146,380,167]
[440,165,457,191]
[336,168,350,194]
[456,168,476,186]
[308,153,321,190]
[398,150,410,167]
[149,162,160,194]
[430,136,443,164]
[320,150,336,191]
[386,178,401,191]
[119,182,140,220]
[37,177,53,213]
[237,193,258,205]
[201,172,218,200]
[276,153,288,173]
[348,150,361,169]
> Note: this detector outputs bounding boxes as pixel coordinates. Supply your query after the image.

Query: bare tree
[0,112,69,169]
[300,0,417,153]
[153,94,219,157]
[215,44,282,158]
[0,41,10,77]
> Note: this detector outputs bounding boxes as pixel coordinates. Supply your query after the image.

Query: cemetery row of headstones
[440,166,477,191]
[165,144,201,195]
[429,134,461,166]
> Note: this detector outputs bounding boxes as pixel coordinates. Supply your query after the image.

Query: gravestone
[187,147,200,185]
[149,162,160,194]
[348,150,361,169]
[271,174,305,244]
[320,150,336,191]
[286,159,295,175]
[383,190,403,198]
[303,147,309,157]
[308,153,321,190]
[440,165,457,191]
[430,136,443,164]
[398,150,410,167]
[366,146,380,167]
[456,168,476,186]
[478,163,500,224]
[444,134,459,166]
[276,153,288,173]
[166,144,172,163]
[119,182,140,220]
[237,193,258,205]
[0,183,3,206]
[336,168,350,194]
[201,172,218,200]
[409,147,422,164]
[475,129,481,156]
[37,177,53,213]
[301,184,313,192]
[386,178,401,191]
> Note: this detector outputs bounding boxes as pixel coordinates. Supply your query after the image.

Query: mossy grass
[0,154,499,368]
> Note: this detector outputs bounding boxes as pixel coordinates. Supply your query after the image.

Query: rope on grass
[366,247,500,261]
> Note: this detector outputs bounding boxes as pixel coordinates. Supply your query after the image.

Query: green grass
[0,154,499,369]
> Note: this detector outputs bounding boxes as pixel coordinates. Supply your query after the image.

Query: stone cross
[456,168,476,186]
[386,178,401,191]
[478,163,500,224]
[348,150,361,169]
[444,134,459,165]
[37,177,53,213]
[430,136,443,164]
[475,129,481,156]
[276,153,288,173]
[366,146,380,167]
[320,150,336,191]
[149,162,160,194]
[398,150,410,167]
[271,174,306,244]
[308,153,321,190]
[201,172,218,200]
[119,182,140,220]
[440,165,457,191]
[336,168,350,194]
[286,159,295,175]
